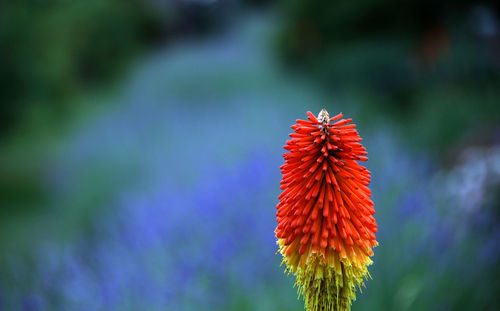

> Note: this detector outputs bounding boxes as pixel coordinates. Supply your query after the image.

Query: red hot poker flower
[275,109,378,311]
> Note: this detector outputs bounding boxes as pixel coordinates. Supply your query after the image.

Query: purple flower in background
[13,152,281,310]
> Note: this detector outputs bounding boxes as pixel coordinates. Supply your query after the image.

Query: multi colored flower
[275,109,378,311]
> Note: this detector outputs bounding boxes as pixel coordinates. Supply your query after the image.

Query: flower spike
[276,109,377,311]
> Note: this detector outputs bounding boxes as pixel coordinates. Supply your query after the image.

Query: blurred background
[1,0,500,310]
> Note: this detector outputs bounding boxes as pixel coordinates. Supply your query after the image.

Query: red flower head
[275,109,377,311]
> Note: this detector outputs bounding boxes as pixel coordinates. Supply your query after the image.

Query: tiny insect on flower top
[275,109,378,311]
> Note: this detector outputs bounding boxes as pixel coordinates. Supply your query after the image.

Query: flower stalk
[276,109,378,311]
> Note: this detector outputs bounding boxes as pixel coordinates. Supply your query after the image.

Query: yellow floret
[278,240,372,311]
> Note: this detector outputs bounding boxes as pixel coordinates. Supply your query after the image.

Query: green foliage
[0,0,163,135]
[276,0,500,151]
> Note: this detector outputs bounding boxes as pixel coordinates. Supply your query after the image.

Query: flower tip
[329,112,343,122]
[317,109,329,123]
[306,111,319,123]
